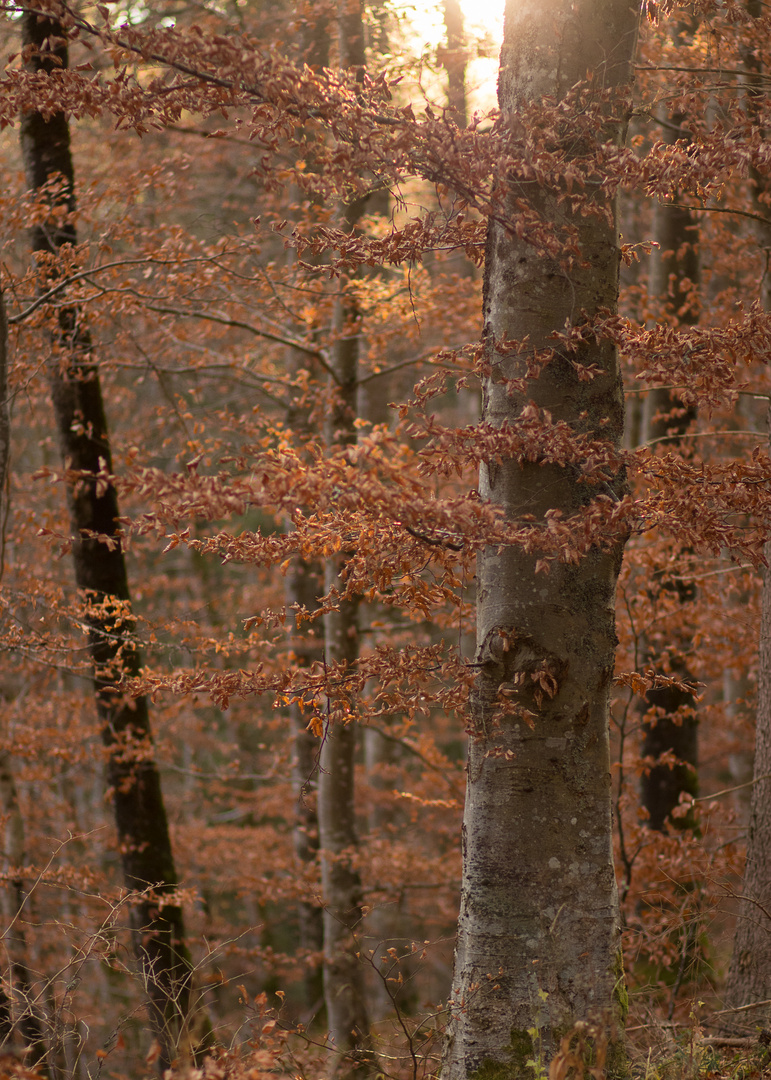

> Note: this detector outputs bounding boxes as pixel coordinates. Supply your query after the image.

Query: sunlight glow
[461,0,503,115]
[398,0,504,116]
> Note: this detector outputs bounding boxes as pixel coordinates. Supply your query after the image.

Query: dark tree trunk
[20,12,196,1069]
[640,674,698,832]
[639,25,700,830]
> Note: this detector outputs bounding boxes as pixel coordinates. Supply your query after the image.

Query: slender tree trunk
[20,13,196,1069]
[443,3,640,1077]
[319,296,370,1061]
[338,0,365,71]
[640,52,700,831]
[724,496,771,1024]
[319,584,370,1072]
[319,239,372,1072]
[0,286,51,1074]
[316,6,377,1070]
[442,0,467,128]
[287,557,325,1017]
[361,725,400,1022]
[286,9,332,1023]
[724,0,771,1023]
[0,746,51,1074]
[439,0,476,288]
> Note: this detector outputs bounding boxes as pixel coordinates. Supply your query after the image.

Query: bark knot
[478,627,568,711]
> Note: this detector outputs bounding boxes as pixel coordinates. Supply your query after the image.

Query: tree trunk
[443,3,640,1077]
[338,0,365,71]
[286,9,332,1024]
[640,51,700,831]
[20,12,197,1070]
[319,585,370,1072]
[724,508,771,1025]
[0,280,51,1076]
[442,0,467,128]
[319,246,372,1073]
[639,672,698,832]
[316,7,376,1070]
[723,0,771,1024]
[0,745,51,1075]
[287,556,325,1018]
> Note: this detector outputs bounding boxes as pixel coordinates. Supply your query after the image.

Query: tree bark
[443,3,640,1077]
[19,10,196,1069]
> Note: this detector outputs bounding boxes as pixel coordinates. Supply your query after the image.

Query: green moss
[470,1029,540,1080]
[613,947,629,1025]
[605,1034,628,1080]
[607,950,630,1080]
[470,1002,630,1080]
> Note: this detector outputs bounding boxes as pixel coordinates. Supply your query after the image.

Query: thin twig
[693,772,771,803]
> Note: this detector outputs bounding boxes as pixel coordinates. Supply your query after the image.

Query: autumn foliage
[0,0,770,1076]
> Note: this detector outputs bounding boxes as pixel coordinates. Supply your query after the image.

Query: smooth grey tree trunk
[443,3,640,1078]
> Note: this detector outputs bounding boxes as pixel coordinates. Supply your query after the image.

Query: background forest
[2,0,771,1077]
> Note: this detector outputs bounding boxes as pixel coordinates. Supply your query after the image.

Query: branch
[692,772,771,804]
[7,253,243,325]
[364,723,464,798]
[645,429,764,447]
[404,524,465,552]
[669,201,771,228]
[142,304,336,376]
